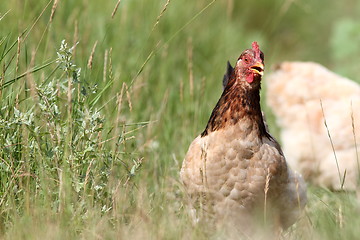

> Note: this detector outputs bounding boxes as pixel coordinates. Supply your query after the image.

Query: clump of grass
[0,39,145,237]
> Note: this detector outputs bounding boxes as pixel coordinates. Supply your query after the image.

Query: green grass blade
[0,59,56,89]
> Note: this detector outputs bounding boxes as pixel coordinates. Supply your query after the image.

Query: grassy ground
[0,0,360,239]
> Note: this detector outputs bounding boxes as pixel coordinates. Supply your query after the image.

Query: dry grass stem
[83,158,95,194]
[108,48,113,81]
[0,9,11,21]
[15,37,21,77]
[320,100,343,189]
[103,50,108,82]
[87,40,98,69]
[117,83,126,114]
[124,83,132,111]
[152,0,171,31]
[111,0,122,18]
[49,0,60,23]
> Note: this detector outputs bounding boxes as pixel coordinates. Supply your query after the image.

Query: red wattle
[246,73,254,83]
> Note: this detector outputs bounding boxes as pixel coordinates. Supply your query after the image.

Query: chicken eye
[243,57,249,63]
[260,52,264,61]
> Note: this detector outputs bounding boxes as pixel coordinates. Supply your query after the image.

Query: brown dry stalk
[152,0,171,31]
[15,37,21,77]
[15,93,19,109]
[96,122,103,148]
[83,158,95,195]
[111,0,122,18]
[108,48,113,81]
[103,50,108,82]
[117,83,126,115]
[49,0,60,23]
[87,40,98,69]
[124,83,133,111]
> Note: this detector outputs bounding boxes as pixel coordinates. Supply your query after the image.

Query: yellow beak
[250,62,264,76]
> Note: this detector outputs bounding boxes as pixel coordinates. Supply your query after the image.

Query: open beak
[250,62,264,76]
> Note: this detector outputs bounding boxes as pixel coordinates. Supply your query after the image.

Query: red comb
[252,41,260,59]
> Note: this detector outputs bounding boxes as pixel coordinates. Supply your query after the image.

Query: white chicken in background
[266,61,360,190]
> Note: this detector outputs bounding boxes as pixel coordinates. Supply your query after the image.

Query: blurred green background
[1,0,360,239]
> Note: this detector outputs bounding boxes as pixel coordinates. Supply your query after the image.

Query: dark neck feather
[201,78,268,137]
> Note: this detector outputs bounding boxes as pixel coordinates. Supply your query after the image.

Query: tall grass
[0,0,360,239]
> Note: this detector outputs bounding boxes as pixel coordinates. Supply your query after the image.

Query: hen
[181,43,307,234]
[266,61,360,190]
